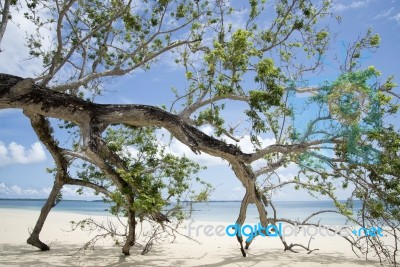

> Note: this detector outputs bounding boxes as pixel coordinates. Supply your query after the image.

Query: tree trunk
[27,179,64,251]
[244,185,269,250]
[236,191,250,257]
[122,197,136,255]
[0,0,11,51]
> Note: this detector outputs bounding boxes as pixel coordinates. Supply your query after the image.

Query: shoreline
[0,199,363,225]
[0,208,384,266]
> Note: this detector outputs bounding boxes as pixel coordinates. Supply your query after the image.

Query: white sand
[0,208,384,266]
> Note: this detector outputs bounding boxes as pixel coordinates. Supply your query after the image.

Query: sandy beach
[0,208,384,266]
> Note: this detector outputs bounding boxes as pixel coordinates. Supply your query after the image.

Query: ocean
[0,199,361,225]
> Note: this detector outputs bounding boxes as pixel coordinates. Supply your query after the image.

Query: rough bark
[235,191,250,257]
[0,74,329,256]
[0,0,11,51]
[24,112,69,250]
[21,102,167,254]
[27,179,64,251]
[122,197,136,255]
[0,74,325,164]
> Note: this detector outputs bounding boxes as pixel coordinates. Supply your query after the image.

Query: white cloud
[0,183,11,194]
[157,126,276,167]
[0,141,47,167]
[274,163,300,182]
[391,12,400,22]
[0,3,52,77]
[224,8,249,32]
[168,138,227,166]
[0,183,102,199]
[226,135,276,154]
[148,125,278,168]
[118,126,231,167]
[151,127,226,166]
[333,1,368,11]
[0,182,50,196]
[373,7,395,20]
[10,185,22,194]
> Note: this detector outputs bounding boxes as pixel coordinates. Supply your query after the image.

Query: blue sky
[0,0,399,201]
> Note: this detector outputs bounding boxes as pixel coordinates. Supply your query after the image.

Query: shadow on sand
[0,242,382,267]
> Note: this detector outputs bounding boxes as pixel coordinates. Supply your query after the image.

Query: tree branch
[0,0,11,51]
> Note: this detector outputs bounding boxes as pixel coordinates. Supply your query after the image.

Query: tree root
[27,235,50,251]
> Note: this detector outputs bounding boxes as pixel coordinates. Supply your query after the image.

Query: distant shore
[0,208,383,267]
[0,199,363,225]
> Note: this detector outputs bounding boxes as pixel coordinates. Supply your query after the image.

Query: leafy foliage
[74,126,211,220]
[1,0,399,263]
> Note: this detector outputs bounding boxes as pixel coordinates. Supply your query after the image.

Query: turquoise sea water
[0,199,361,225]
